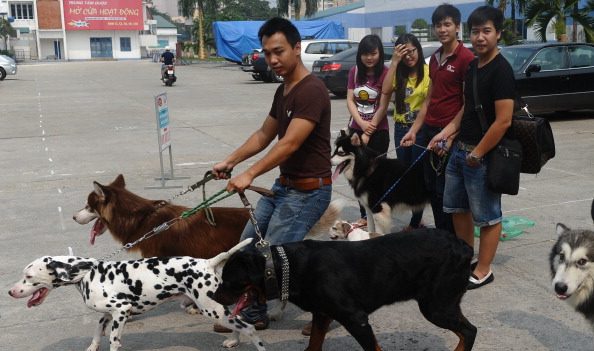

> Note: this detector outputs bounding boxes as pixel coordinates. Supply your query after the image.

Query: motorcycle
[162,64,176,86]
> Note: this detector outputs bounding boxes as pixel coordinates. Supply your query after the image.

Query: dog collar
[257,244,281,301]
[275,246,290,303]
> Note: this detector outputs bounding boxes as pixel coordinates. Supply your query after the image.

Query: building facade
[1,0,176,61]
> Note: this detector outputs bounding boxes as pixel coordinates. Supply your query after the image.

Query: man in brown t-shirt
[212,17,332,330]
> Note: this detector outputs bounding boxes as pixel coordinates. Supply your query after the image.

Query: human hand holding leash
[400,130,416,147]
[212,161,233,180]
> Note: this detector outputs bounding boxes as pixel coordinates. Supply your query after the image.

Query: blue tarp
[213,20,345,63]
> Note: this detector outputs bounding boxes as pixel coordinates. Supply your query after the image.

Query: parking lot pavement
[1,60,593,351]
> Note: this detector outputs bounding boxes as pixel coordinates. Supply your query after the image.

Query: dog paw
[222,338,240,348]
[184,305,201,315]
[86,342,100,351]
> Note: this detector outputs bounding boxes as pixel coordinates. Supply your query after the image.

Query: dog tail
[305,199,345,239]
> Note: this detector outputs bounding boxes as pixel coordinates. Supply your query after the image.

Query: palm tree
[524,0,594,42]
[487,0,527,37]
[178,0,217,59]
[277,0,318,19]
[0,18,17,51]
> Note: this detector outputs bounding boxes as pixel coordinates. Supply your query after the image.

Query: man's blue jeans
[237,178,331,324]
[240,179,332,244]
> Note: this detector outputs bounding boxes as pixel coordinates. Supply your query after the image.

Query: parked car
[300,39,357,71]
[500,42,594,114]
[240,39,357,83]
[0,54,17,81]
[311,45,391,98]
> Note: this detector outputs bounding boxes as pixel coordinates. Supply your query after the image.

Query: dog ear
[111,174,126,188]
[350,133,361,146]
[340,129,347,137]
[210,238,253,274]
[48,260,94,283]
[341,222,352,234]
[93,181,107,198]
[556,223,570,236]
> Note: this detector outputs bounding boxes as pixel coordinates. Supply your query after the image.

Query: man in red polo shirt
[401,3,474,232]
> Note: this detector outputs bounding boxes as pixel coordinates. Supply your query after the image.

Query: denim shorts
[443,144,502,227]
[240,179,332,244]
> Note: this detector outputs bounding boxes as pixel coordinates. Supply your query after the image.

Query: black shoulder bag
[473,64,522,195]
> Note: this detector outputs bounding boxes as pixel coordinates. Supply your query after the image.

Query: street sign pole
[146,92,188,189]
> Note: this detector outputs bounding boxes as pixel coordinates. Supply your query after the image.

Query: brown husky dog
[73,174,250,259]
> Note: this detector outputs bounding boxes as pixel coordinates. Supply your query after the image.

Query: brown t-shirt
[269,74,331,178]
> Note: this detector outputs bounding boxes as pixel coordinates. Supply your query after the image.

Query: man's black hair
[432,3,462,26]
[467,6,505,33]
[258,17,301,47]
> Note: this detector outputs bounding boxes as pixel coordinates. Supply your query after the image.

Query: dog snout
[555,282,568,295]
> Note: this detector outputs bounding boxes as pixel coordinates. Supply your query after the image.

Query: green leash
[181,188,236,218]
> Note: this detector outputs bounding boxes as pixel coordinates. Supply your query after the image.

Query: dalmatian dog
[8,239,265,351]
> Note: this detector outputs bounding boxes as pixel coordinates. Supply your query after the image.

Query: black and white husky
[331,130,430,234]
[550,199,594,327]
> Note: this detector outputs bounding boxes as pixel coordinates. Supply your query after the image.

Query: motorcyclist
[160,46,175,80]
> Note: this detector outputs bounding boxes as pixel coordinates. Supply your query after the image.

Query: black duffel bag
[486,137,523,195]
[512,108,556,174]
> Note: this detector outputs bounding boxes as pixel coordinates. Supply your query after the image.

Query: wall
[37,0,61,29]
[66,30,140,59]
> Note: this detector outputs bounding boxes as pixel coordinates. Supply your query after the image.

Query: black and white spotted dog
[8,239,265,351]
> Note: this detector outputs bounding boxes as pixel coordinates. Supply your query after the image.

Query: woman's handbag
[512,106,556,174]
[473,65,522,195]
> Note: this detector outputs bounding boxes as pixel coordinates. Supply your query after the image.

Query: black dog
[331,130,430,234]
[214,229,476,351]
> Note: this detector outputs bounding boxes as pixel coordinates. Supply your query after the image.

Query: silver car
[0,54,17,80]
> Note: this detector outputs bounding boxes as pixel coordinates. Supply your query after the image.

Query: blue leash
[371,146,429,211]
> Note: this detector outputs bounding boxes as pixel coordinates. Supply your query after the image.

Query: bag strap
[472,62,488,135]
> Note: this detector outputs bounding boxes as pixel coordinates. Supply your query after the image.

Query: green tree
[276,0,318,19]
[411,18,428,29]
[487,0,527,38]
[524,0,594,42]
[178,0,217,59]
[0,18,17,52]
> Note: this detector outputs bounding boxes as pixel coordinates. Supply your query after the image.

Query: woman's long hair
[393,33,425,115]
[355,34,384,86]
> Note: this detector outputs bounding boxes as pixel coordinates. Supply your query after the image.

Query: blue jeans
[417,124,454,233]
[394,123,424,228]
[240,179,332,244]
[237,179,332,323]
[444,145,502,227]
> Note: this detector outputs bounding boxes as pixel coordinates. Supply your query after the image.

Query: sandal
[467,271,494,290]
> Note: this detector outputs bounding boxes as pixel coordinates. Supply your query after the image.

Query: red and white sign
[63,0,143,31]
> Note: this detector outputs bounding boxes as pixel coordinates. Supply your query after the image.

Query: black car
[500,43,594,114]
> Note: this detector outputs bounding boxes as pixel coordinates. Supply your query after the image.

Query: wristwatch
[466,153,482,166]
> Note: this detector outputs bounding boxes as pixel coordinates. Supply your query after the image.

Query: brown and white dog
[73,174,251,259]
[329,220,382,241]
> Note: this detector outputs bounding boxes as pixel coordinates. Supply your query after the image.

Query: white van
[300,39,357,71]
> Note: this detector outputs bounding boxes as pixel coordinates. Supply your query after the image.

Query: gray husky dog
[550,199,594,326]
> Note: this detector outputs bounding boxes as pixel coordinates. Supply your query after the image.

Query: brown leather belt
[457,141,476,153]
[279,176,332,191]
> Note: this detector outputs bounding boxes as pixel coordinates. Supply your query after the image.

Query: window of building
[10,2,34,20]
[120,37,131,52]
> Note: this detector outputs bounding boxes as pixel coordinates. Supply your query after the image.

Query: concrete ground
[1,60,593,351]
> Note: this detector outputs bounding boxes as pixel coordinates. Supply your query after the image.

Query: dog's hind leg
[305,313,333,351]
[86,313,111,351]
[418,299,476,351]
